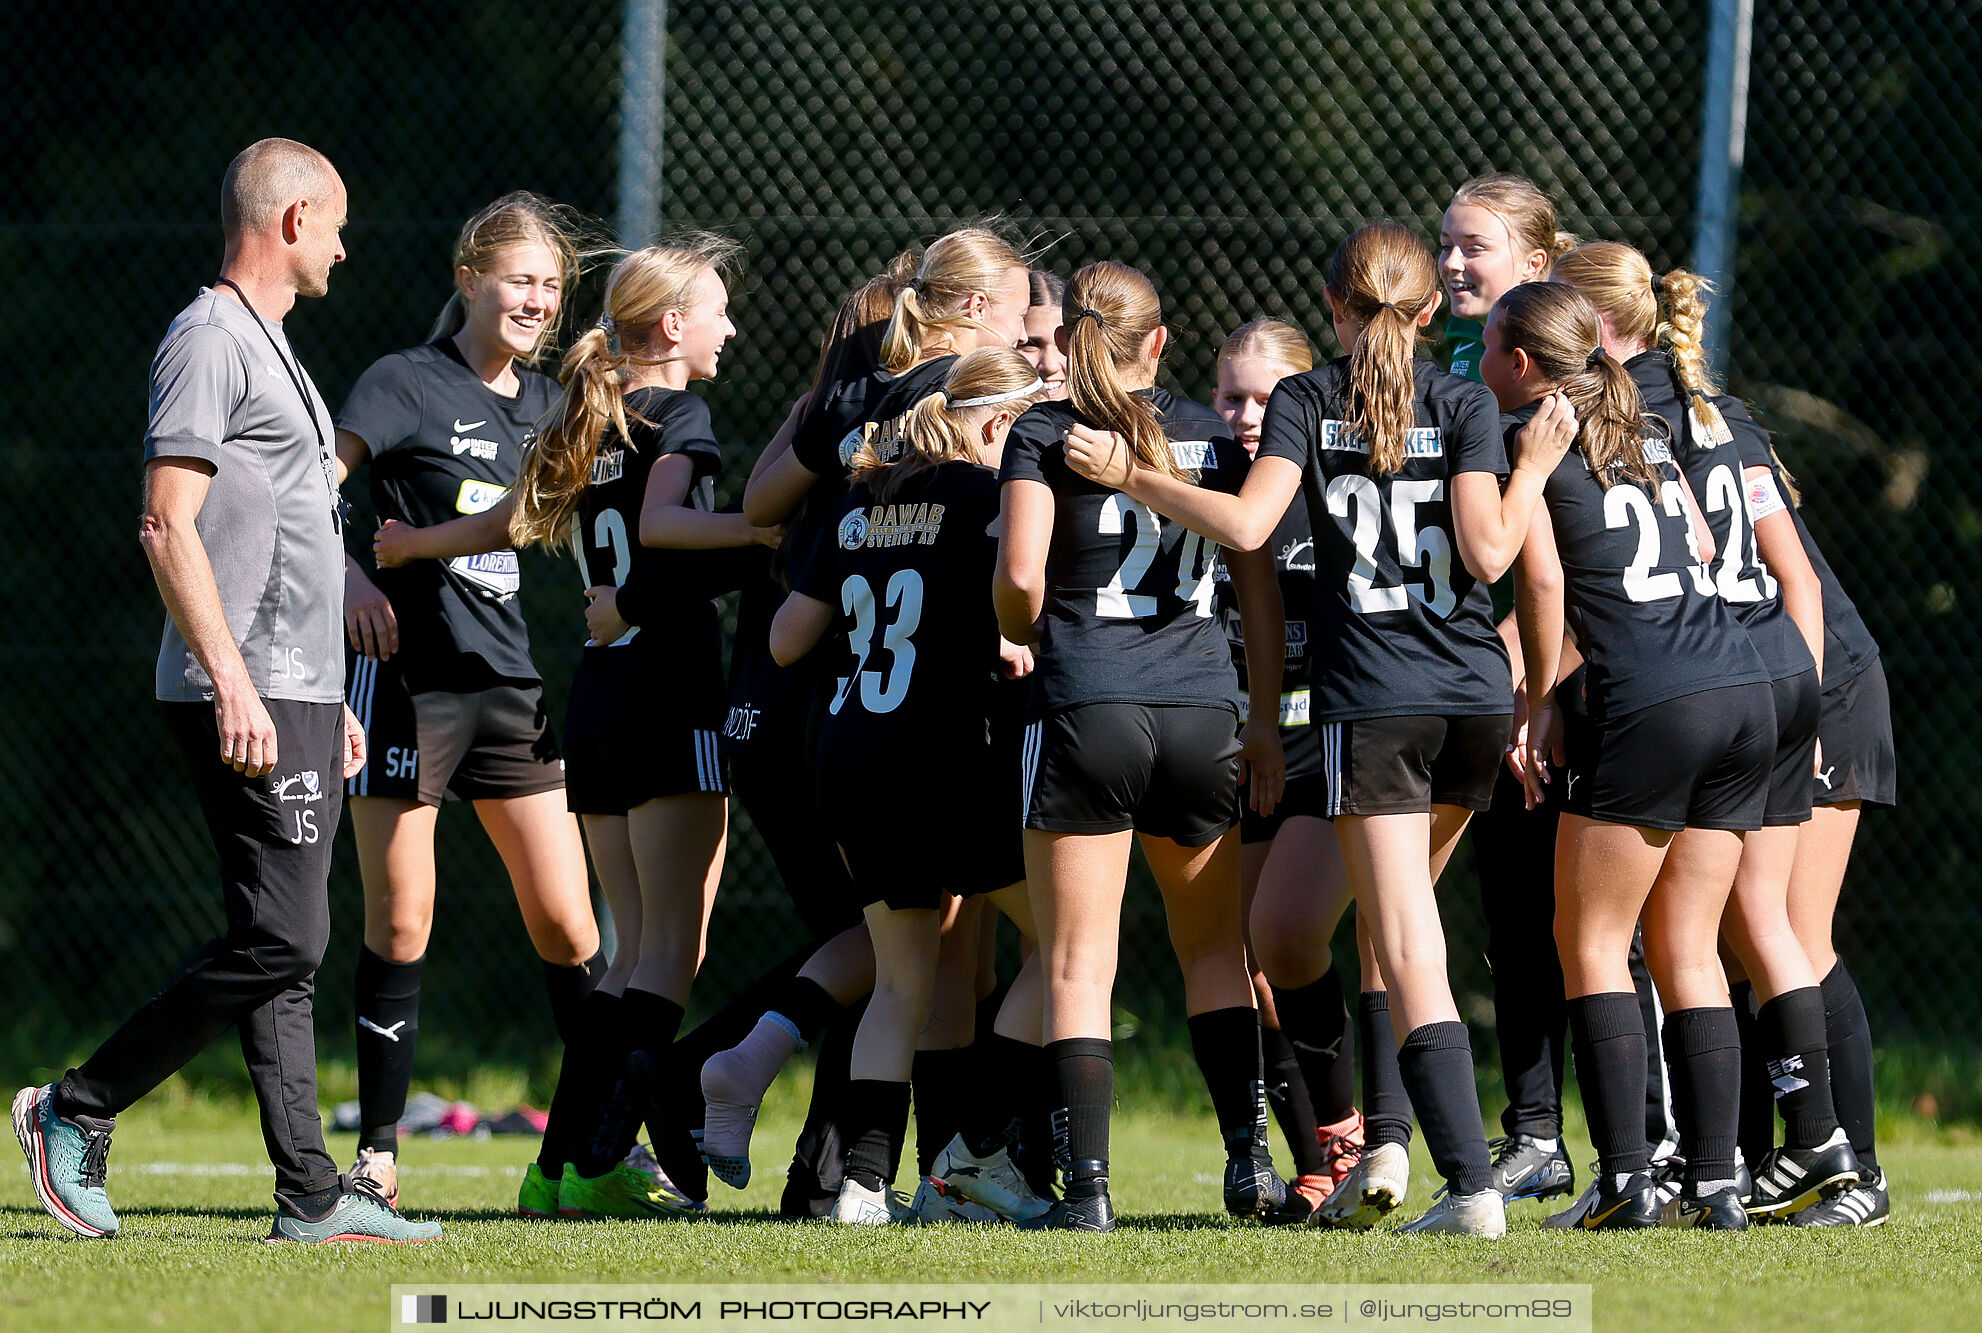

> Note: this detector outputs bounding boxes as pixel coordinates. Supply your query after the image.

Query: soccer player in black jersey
[1554,243,1862,1219]
[331,194,601,1209]
[1486,283,1837,1231]
[997,260,1297,1233]
[1066,226,1574,1236]
[769,347,1052,1224]
[377,239,777,1219]
[743,228,1031,528]
[1212,320,1365,1220]
[1779,463,1896,1227]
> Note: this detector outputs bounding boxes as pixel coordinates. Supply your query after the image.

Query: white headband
[947,378,1044,409]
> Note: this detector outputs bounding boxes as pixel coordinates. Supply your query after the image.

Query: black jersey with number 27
[1257,358,1512,722]
[999,389,1249,718]
[1519,403,1769,723]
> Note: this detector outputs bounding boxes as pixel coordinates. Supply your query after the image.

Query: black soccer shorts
[1561,681,1774,832]
[562,643,728,817]
[1313,712,1510,817]
[344,649,562,805]
[1762,668,1821,827]
[1021,702,1240,847]
[1812,659,1897,809]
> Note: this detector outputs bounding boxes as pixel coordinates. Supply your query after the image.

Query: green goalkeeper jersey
[1444,315,1486,383]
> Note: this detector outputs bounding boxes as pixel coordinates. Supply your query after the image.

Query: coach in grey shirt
[11,139,439,1245]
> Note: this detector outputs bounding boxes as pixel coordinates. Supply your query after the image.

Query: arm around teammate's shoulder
[1062,425,1300,552]
[1452,389,1576,585]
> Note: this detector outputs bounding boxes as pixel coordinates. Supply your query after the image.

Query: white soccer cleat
[928,1134,1052,1222]
[829,1178,913,1226]
[909,1178,1000,1225]
[1396,1187,1507,1237]
[1314,1140,1409,1230]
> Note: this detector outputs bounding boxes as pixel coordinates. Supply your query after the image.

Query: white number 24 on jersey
[1095,494,1217,619]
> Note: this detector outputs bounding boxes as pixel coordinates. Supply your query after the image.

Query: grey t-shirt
[145,288,346,704]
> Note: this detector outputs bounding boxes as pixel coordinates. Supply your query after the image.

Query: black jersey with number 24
[1257,358,1511,722]
[999,389,1249,718]
[1519,403,1769,723]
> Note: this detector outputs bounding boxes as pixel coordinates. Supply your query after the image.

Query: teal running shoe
[265,1175,442,1244]
[13,1085,118,1238]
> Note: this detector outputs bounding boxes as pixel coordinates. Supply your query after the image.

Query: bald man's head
[221,139,339,241]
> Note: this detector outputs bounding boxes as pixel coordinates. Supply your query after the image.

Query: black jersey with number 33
[1519,404,1769,722]
[1257,358,1511,722]
[790,461,1003,772]
[1000,389,1249,717]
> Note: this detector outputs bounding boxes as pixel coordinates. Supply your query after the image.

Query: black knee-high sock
[1629,928,1674,1151]
[542,949,606,1048]
[1396,1022,1493,1196]
[1260,1023,1326,1176]
[957,1032,1032,1158]
[911,1047,973,1176]
[1187,1006,1269,1158]
[1272,966,1357,1125]
[1729,981,1775,1168]
[611,988,686,1164]
[1015,1041,1059,1199]
[1821,958,1878,1169]
[1757,987,1840,1149]
[579,993,653,1175]
[1359,992,1412,1150]
[1661,1006,1741,1189]
[782,1000,861,1218]
[770,976,846,1044]
[1047,1037,1113,1199]
[842,1079,912,1191]
[537,989,624,1178]
[1568,992,1652,1178]
[354,946,423,1155]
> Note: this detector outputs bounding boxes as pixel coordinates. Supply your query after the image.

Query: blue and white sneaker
[265,1175,442,1244]
[13,1085,118,1238]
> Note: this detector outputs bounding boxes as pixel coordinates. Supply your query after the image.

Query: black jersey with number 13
[1257,359,1511,722]
[999,389,1249,718]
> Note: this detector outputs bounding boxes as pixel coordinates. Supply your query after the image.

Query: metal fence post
[1693,0,1755,379]
[618,0,668,250]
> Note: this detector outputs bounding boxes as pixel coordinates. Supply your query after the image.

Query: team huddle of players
[334,172,1894,1235]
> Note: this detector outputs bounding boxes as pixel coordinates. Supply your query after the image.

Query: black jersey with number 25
[790,461,1004,773]
[1519,403,1769,722]
[1257,358,1511,722]
[1000,389,1250,718]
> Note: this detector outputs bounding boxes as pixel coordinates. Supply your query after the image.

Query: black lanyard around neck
[213,277,347,533]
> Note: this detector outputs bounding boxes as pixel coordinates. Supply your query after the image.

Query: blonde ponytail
[1554,241,1730,440]
[878,228,1026,370]
[509,236,738,550]
[1063,261,1182,480]
[1655,268,1721,398]
[1324,222,1439,475]
[852,347,1044,502]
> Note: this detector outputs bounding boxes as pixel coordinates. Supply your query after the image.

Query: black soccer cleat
[1489,1134,1576,1202]
[1661,1185,1749,1230]
[1015,1191,1116,1232]
[1574,1170,1663,1230]
[1746,1129,1860,1219]
[1222,1152,1290,1221]
[1735,1157,1754,1207]
[1789,1166,1889,1228]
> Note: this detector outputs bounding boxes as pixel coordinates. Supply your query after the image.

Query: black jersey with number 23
[999,389,1249,718]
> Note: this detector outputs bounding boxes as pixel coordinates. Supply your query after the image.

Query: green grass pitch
[2,1071,1979,1332]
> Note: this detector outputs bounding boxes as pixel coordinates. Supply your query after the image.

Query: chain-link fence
[2,2,1974,1105]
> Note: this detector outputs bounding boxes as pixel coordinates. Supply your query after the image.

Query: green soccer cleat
[557,1160,700,1219]
[518,1163,561,1218]
[13,1085,119,1239]
[265,1176,442,1244]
